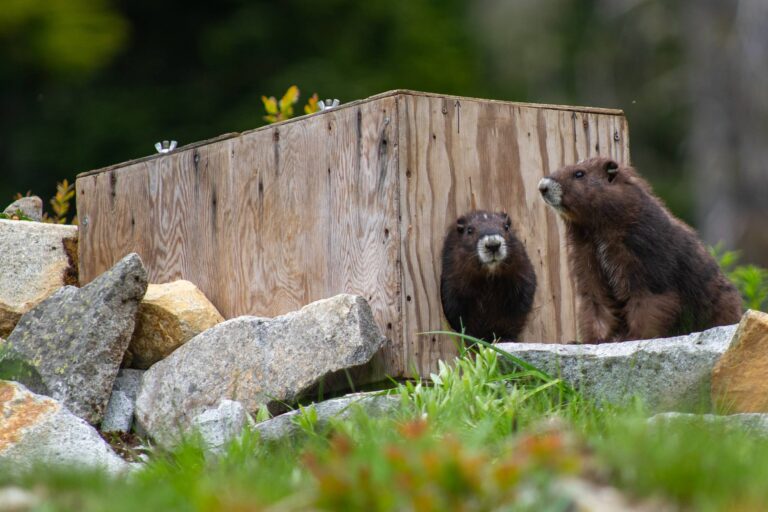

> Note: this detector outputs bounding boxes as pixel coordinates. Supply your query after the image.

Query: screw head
[318,99,341,111]
[155,140,178,154]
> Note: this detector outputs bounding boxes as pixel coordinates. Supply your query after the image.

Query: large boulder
[0,219,78,338]
[135,294,386,447]
[497,325,738,411]
[2,253,148,424]
[0,380,129,474]
[711,310,768,412]
[126,280,224,369]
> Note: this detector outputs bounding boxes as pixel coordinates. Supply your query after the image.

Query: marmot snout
[439,210,537,342]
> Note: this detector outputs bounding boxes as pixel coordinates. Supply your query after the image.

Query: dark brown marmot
[439,210,537,342]
[538,157,743,342]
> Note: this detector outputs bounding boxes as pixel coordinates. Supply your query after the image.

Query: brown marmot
[439,210,537,342]
[538,157,743,342]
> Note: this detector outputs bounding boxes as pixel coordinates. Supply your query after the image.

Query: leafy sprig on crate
[261,85,320,123]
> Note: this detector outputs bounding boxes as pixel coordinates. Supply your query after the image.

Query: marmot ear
[456,217,466,234]
[605,160,619,182]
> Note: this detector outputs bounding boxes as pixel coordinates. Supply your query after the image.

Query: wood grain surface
[77,90,629,378]
[397,93,629,374]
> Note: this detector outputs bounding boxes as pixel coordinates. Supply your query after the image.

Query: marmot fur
[439,210,537,342]
[538,157,742,342]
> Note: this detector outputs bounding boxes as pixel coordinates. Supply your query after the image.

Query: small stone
[0,219,78,338]
[126,280,224,369]
[711,310,768,412]
[101,369,144,433]
[557,477,674,512]
[497,324,737,411]
[0,486,42,511]
[254,392,400,443]
[135,294,386,447]
[190,400,255,455]
[3,253,148,424]
[3,196,43,222]
[0,380,129,474]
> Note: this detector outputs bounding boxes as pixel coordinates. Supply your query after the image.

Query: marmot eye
[503,223,510,231]
[574,170,585,178]
[466,227,474,235]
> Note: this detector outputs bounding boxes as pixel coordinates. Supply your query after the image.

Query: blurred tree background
[1,0,766,264]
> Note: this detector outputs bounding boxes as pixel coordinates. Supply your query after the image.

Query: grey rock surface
[3,196,43,221]
[650,412,768,435]
[3,253,148,424]
[0,219,78,338]
[255,392,400,443]
[135,294,386,447]
[0,380,129,474]
[190,400,255,455]
[497,325,738,410]
[101,369,144,433]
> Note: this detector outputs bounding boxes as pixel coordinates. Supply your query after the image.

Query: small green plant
[711,242,768,311]
[0,209,33,221]
[262,85,320,124]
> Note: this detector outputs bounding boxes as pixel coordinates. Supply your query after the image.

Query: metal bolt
[155,140,178,154]
[82,215,89,227]
[318,99,340,111]
[613,131,621,142]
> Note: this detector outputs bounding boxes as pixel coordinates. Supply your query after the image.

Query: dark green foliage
[711,243,768,312]
[0,0,484,204]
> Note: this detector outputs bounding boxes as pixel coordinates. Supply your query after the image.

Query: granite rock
[3,196,43,222]
[101,369,144,433]
[135,294,385,447]
[126,280,224,369]
[0,219,78,338]
[254,392,400,443]
[711,310,768,412]
[0,380,129,474]
[3,253,147,424]
[497,325,738,411]
[190,400,255,455]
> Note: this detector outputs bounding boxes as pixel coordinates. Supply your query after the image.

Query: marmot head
[538,157,639,226]
[446,210,519,273]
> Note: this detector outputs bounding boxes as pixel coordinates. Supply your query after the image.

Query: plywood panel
[78,97,401,379]
[398,93,629,374]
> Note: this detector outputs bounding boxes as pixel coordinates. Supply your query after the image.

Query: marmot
[440,210,537,342]
[538,157,742,342]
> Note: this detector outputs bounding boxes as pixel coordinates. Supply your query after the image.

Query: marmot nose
[485,240,501,254]
[538,178,549,195]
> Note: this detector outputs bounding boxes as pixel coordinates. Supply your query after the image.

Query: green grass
[3,338,768,511]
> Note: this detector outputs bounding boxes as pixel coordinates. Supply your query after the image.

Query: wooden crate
[76,90,630,378]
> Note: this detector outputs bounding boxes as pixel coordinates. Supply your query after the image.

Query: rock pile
[0,218,389,470]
